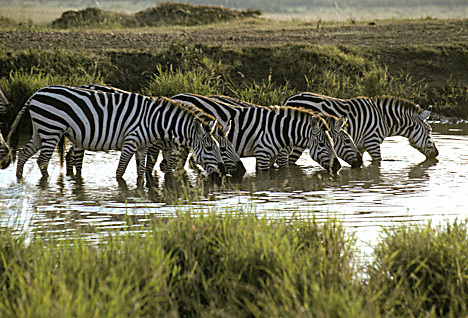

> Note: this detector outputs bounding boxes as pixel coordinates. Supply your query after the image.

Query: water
[1,122,467,252]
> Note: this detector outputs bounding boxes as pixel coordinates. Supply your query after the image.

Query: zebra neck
[374,98,412,138]
[150,103,197,148]
[279,109,316,148]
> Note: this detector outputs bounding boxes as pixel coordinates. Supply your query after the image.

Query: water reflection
[0,123,467,248]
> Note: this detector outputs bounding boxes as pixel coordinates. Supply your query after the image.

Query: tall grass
[1,212,467,317]
[366,219,468,317]
[0,70,104,133]
[1,42,466,119]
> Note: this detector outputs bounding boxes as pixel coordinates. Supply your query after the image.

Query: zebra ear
[195,120,205,134]
[335,116,348,131]
[207,119,218,134]
[420,106,432,120]
[221,120,231,136]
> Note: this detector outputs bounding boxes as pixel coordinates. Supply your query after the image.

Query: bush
[366,220,468,317]
[0,70,104,134]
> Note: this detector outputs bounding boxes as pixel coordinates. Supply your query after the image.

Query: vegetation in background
[51,3,261,29]
[1,40,466,129]
[1,213,467,317]
[3,0,468,14]
[0,69,103,135]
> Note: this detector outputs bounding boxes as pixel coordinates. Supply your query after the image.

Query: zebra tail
[57,137,65,168]
[6,98,32,147]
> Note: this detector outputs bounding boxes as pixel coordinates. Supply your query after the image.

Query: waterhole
[1,122,467,251]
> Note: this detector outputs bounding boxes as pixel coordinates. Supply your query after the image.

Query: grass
[0,212,467,317]
[50,3,261,29]
[2,41,467,131]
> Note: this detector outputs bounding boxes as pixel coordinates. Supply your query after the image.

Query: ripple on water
[0,124,468,253]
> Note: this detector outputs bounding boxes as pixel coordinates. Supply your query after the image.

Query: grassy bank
[1,41,467,135]
[1,213,467,317]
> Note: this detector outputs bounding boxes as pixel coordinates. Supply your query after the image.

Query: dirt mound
[132,3,261,27]
[51,7,129,29]
[51,3,261,29]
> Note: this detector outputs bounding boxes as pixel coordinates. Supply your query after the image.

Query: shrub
[366,220,468,317]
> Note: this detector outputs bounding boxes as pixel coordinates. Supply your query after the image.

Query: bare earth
[1,19,467,51]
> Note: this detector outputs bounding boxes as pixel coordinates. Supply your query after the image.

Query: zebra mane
[160,96,225,135]
[270,105,330,130]
[371,95,423,114]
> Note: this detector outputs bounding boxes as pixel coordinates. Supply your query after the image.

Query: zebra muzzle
[426,147,439,159]
[350,155,363,168]
[330,158,342,174]
[229,160,246,177]
[218,162,227,175]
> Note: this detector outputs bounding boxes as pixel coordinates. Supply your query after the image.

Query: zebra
[210,95,363,168]
[169,93,341,173]
[57,84,182,178]
[283,92,439,162]
[0,85,226,185]
[72,84,246,178]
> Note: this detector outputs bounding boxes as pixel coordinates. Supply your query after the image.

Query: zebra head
[191,119,226,177]
[214,121,246,177]
[307,115,341,174]
[407,107,439,159]
[326,116,363,168]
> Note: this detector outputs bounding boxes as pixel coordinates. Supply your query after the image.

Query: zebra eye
[220,147,226,151]
[318,142,326,147]
[205,146,213,151]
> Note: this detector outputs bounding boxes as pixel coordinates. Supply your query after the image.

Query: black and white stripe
[76,84,245,178]
[4,85,225,184]
[211,95,363,168]
[283,92,439,162]
[171,93,340,173]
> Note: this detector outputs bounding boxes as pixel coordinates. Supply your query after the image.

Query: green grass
[1,40,467,123]
[1,212,467,317]
[366,220,468,317]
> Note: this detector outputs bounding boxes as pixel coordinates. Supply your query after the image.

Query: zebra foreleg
[255,151,275,171]
[287,146,305,164]
[65,147,75,176]
[116,139,138,183]
[135,148,147,188]
[276,147,294,168]
[364,143,382,162]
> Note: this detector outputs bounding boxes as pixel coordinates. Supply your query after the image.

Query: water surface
[1,122,467,251]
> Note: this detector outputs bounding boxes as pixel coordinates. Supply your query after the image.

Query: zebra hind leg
[65,147,75,176]
[36,137,60,178]
[135,148,147,188]
[16,135,41,180]
[145,144,160,184]
[72,148,85,177]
